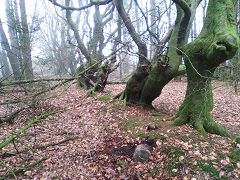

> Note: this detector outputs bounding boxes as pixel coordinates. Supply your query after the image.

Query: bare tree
[19,0,33,79]
[0,19,21,80]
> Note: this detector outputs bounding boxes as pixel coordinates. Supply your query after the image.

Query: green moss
[98,95,111,101]
[229,148,240,164]
[117,161,126,169]
[178,64,186,71]
[173,0,239,137]
[119,116,164,139]
[124,117,140,130]
[235,136,240,143]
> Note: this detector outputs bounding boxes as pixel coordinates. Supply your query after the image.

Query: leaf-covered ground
[0,81,240,179]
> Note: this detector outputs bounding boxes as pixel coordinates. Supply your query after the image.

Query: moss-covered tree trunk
[139,3,186,105]
[173,0,239,137]
[117,0,202,107]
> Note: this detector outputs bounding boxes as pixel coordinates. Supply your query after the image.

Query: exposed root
[194,120,206,137]
[172,108,231,137]
[114,90,127,110]
[172,114,189,126]
[122,95,127,110]
[86,89,95,97]
[114,90,125,100]
[204,116,231,137]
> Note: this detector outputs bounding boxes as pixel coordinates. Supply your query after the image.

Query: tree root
[172,108,231,137]
[114,90,127,110]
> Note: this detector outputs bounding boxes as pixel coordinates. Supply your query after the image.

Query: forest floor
[0,81,240,180]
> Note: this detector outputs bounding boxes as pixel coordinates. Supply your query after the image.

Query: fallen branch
[0,157,47,180]
[0,77,75,87]
[0,111,57,150]
[1,137,77,158]
[0,107,26,124]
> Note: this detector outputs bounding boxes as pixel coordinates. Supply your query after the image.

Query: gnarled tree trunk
[173,0,239,137]
[116,0,201,107]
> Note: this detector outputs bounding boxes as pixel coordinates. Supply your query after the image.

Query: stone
[133,144,151,161]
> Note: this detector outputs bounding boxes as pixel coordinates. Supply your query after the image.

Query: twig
[48,0,112,11]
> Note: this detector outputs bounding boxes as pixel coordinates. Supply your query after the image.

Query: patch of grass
[147,131,167,141]
[120,117,147,130]
[159,135,167,141]
[194,155,239,179]
[223,164,234,173]
[161,145,173,155]
[235,136,240,143]
[117,161,126,169]
[110,102,122,113]
[124,117,140,130]
[119,117,149,139]
[229,148,240,164]
[195,160,218,178]
[98,95,111,101]
[165,148,185,177]
[218,153,227,160]
[119,115,169,141]
[135,172,141,179]
[168,149,184,160]
[147,167,160,178]
[202,163,218,177]
[102,107,108,113]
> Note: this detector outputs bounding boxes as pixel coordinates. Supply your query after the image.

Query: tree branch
[115,0,149,65]
[48,0,112,11]
[65,0,93,63]
[172,0,191,48]
[134,0,161,44]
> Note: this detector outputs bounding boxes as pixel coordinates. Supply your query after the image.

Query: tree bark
[19,0,33,79]
[173,0,239,137]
